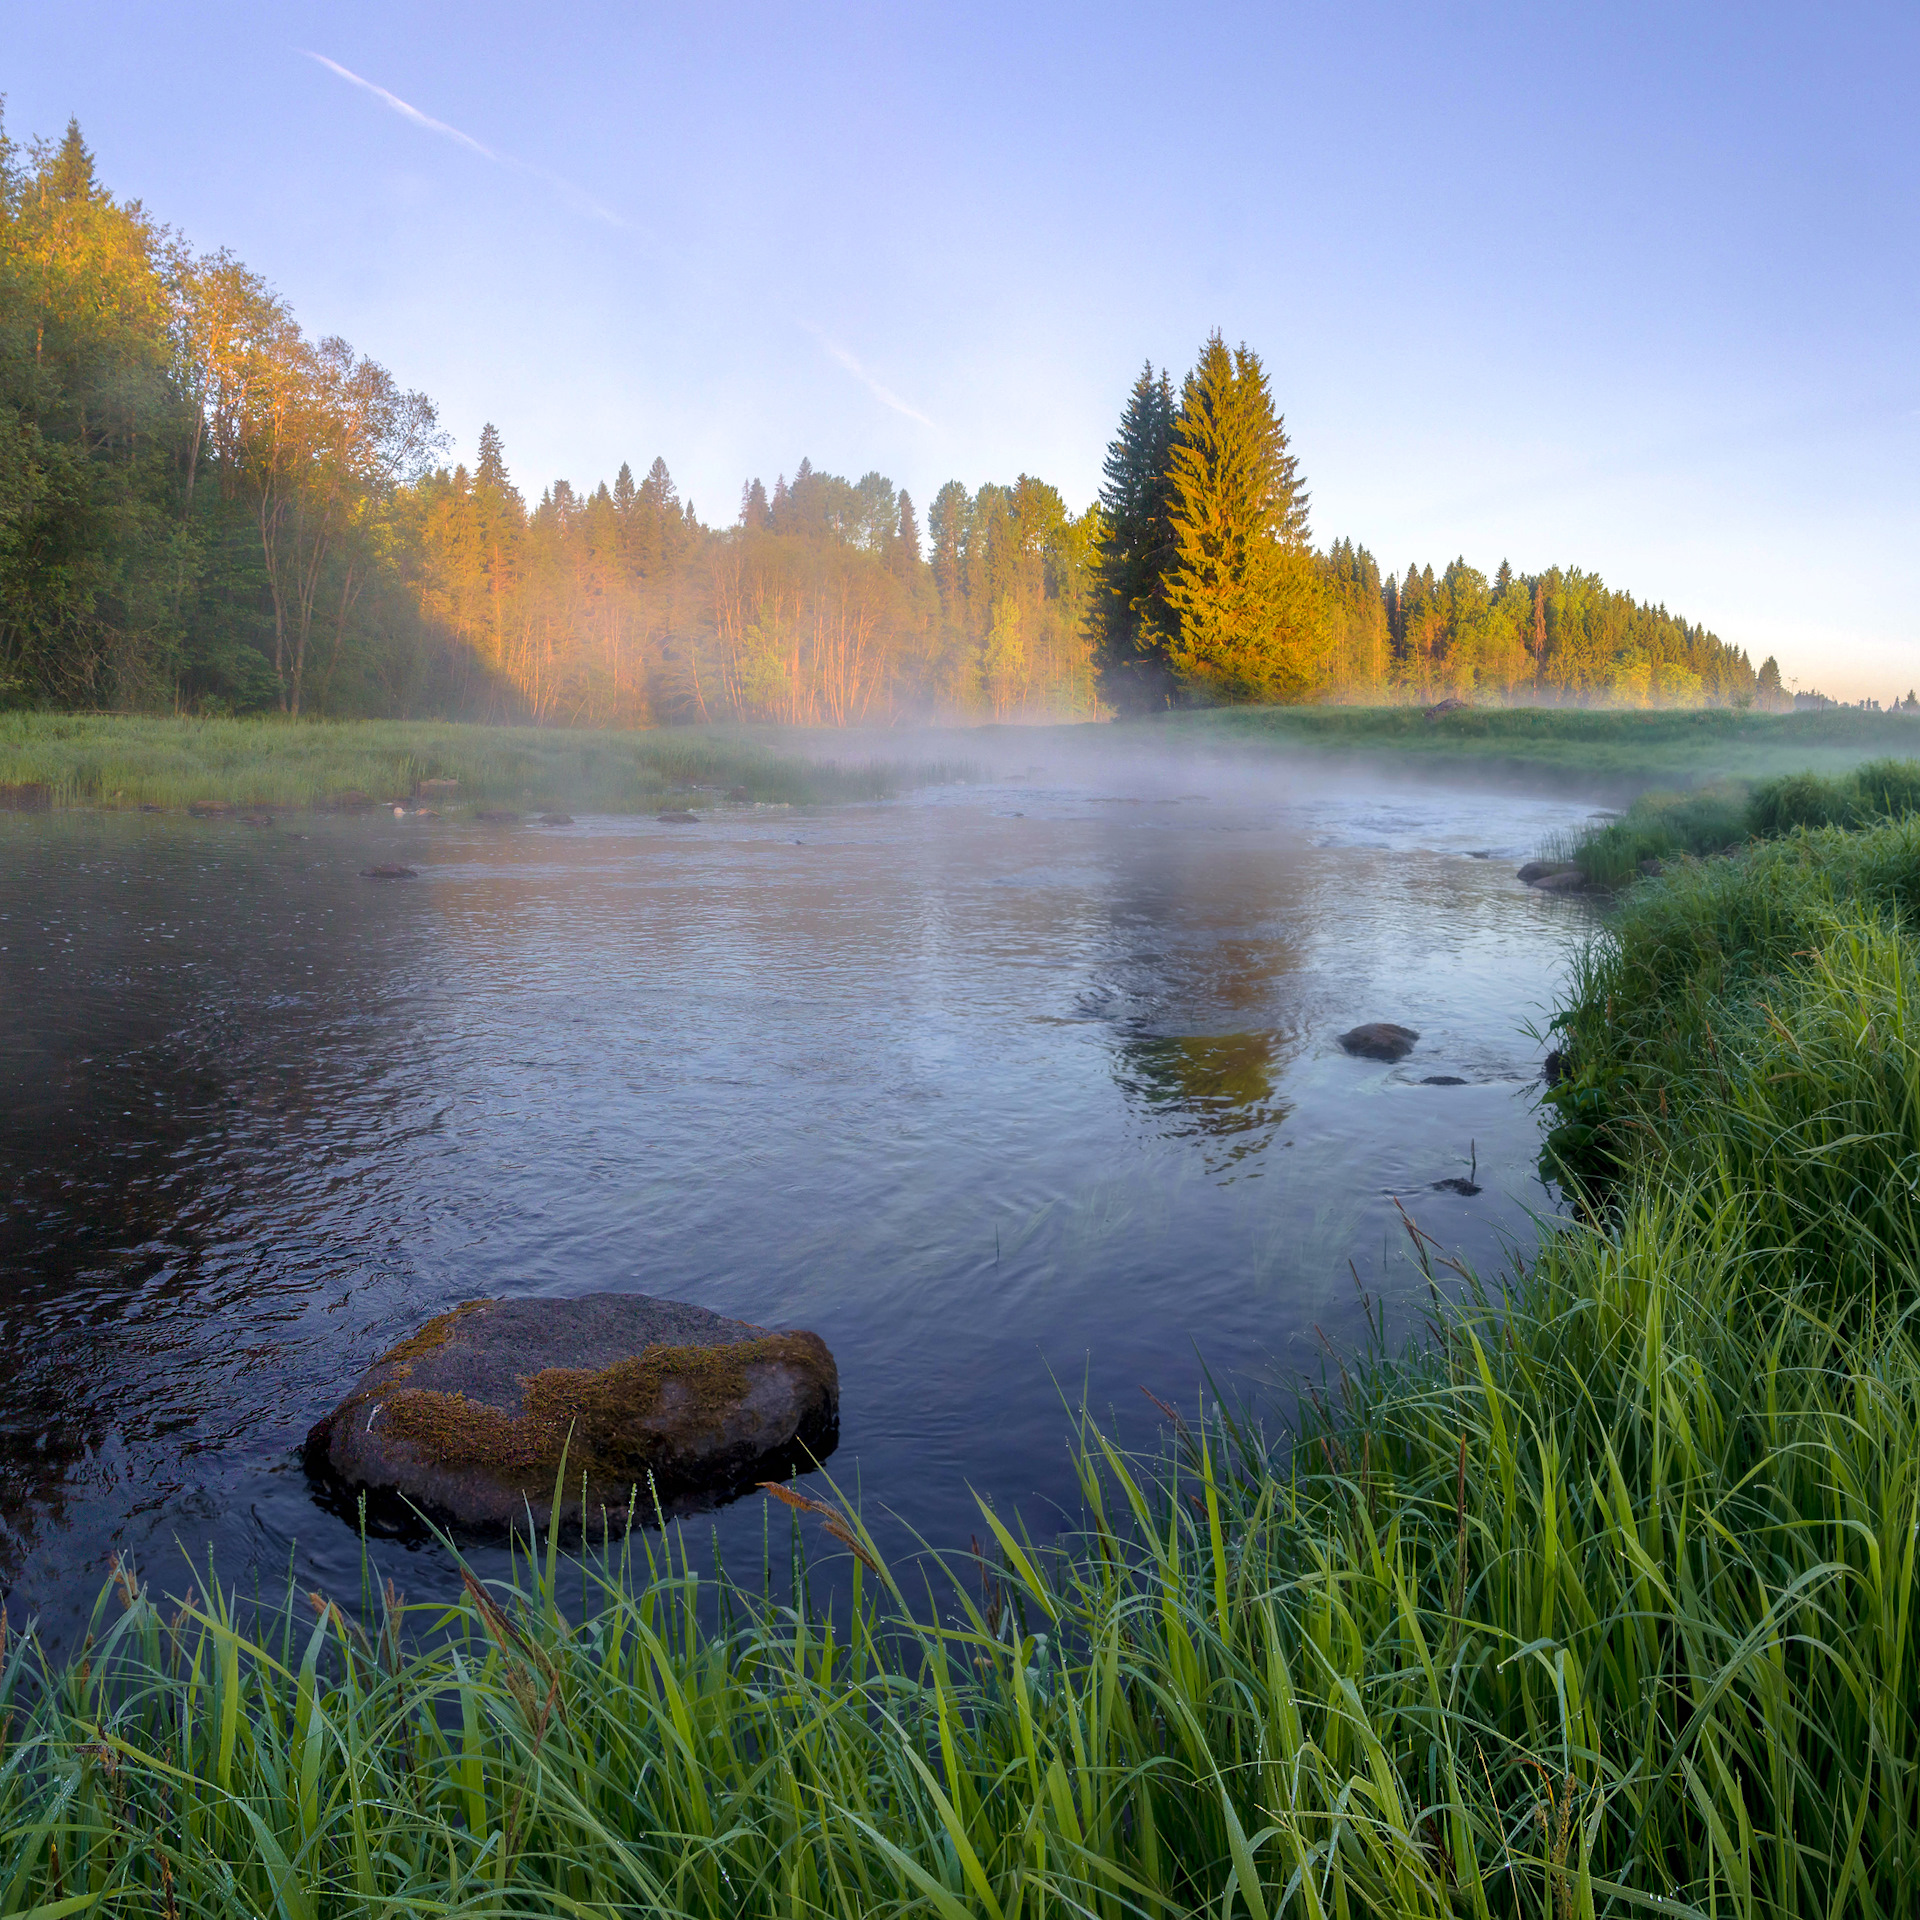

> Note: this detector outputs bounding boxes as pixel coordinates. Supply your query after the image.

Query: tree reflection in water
[1115,1029,1296,1173]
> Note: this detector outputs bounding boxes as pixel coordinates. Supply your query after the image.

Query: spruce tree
[895,490,922,570]
[476,423,511,492]
[1160,333,1323,703]
[613,461,636,515]
[1089,363,1179,710]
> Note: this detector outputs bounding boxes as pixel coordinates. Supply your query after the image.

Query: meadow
[0,714,971,814]
[5,804,1920,1913]
[1138,701,1920,793]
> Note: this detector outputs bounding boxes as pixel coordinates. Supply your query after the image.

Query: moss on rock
[378,1332,835,1491]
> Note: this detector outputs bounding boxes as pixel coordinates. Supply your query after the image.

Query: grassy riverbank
[1134,702,1920,793]
[5,820,1920,1912]
[0,714,971,813]
[1561,756,1920,886]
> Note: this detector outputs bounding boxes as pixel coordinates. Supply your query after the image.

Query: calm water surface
[0,764,1600,1637]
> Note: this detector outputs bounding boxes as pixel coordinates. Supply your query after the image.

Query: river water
[0,757,1601,1638]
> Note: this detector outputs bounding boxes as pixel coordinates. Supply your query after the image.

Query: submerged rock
[1420,1074,1469,1086]
[536,812,575,826]
[657,809,700,824]
[474,808,521,825]
[304,1293,838,1535]
[1337,1021,1420,1062]
[361,864,418,879]
[1516,859,1587,889]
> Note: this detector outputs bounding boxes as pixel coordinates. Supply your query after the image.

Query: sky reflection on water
[0,764,1601,1639]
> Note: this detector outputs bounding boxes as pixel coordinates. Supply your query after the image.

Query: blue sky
[10,1,1916,697]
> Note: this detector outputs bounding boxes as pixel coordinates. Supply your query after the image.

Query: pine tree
[49,118,96,202]
[639,456,678,514]
[1089,363,1178,709]
[1160,333,1323,703]
[928,481,969,618]
[895,489,922,568]
[613,461,636,515]
[475,423,511,493]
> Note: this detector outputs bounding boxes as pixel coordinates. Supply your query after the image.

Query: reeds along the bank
[0,714,974,813]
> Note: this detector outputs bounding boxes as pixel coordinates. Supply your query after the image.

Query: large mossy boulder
[304,1294,838,1535]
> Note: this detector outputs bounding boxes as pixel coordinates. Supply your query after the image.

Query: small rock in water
[243,813,274,827]
[138,803,164,813]
[536,812,575,826]
[1420,1075,1469,1086]
[657,810,699,824]
[1337,1022,1420,1062]
[361,864,417,880]
[303,1293,839,1534]
[1431,1176,1483,1196]
[1465,849,1494,859]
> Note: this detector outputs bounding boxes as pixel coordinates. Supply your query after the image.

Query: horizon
[8,0,1916,702]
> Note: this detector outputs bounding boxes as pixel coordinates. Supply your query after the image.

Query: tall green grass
[8,812,1920,1914]
[0,715,974,813]
[1563,757,1920,887]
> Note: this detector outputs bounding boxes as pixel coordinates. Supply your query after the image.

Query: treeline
[405,445,1098,725]
[1089,344,1765,711]
[1,113,1766,722]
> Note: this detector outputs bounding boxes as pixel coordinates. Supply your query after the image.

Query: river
[0,754,1601,1638]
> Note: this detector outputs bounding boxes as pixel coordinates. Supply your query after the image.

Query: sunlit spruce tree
[1161,332,1325,703]
[1088,363,1178,710]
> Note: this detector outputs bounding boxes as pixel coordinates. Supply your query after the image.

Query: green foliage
[0,713,969,811]
[1562,756,1920,884]
[1544,811,1920,1190]
[1140,701,1920,790]
[1089,361,1178,711]
[1558,785,1752,887]
[1161,333,1325,704]
[8,1125,1920,1912]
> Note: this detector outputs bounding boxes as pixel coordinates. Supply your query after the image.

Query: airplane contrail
[304,51,936,433]
[812,333,937,430]
[300,51,629,230]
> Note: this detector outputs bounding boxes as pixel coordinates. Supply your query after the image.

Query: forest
[1,113,1772,724]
